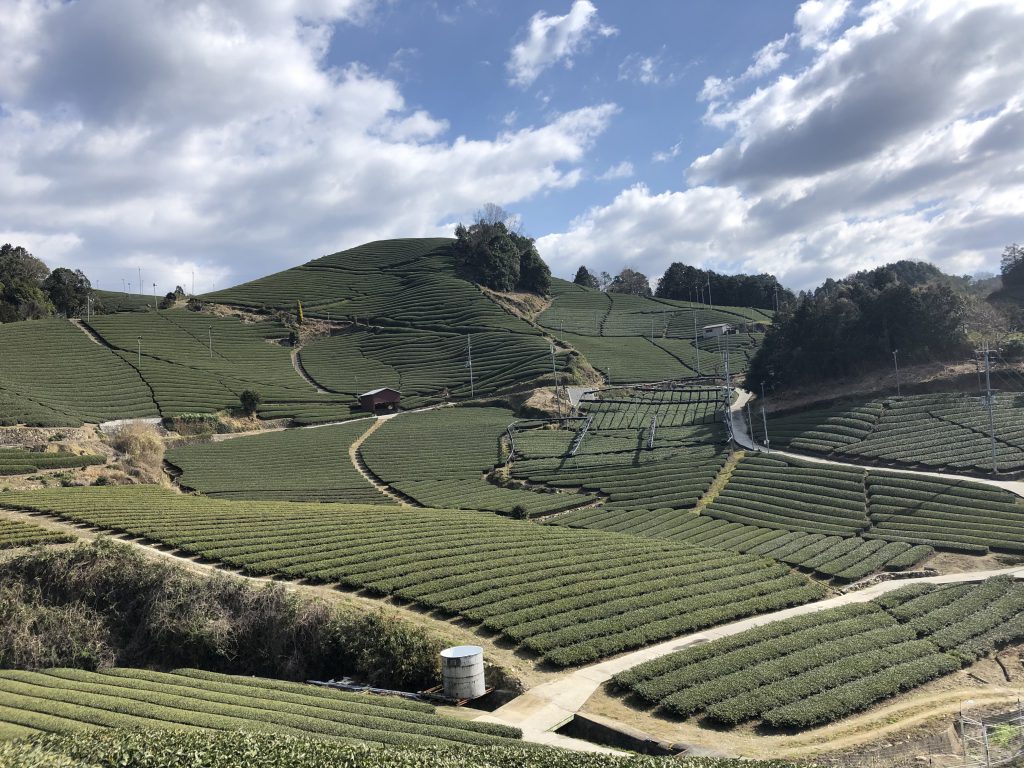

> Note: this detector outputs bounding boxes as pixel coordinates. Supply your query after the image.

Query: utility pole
[760,381,770,453]
[723,346,733,445]
[192,270,195,296]
[467,335,475,398]
[893,349,901,396]
[122,278,126,295]
[707,273,713,310]
[982,342,998,474]
[138,267,142,295]
[746,400,754,444]
[550,342,561,419]
[208,326,213,358]
[693,311,700,376]
[153,282,157,308]
[137,336,142,367]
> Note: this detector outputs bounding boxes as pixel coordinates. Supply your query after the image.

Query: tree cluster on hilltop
[656,262,795,311]
[0,243,96,322]
[1001,243,1024,287]
[453,205,551,295]
[748,260,972,391]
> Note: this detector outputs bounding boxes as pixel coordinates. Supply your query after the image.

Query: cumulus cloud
[795,0,850,49]
[541,0,1024,289]
[507,0,617,88]
[0,0,617,293]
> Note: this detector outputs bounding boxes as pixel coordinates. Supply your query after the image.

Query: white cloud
[507,0,617,88]
[618,53,662,86]
[0,0,617,294]
[596,161,634,180]
[652,141,683,163]
[542,0,1024,289]
[795,0,850,49]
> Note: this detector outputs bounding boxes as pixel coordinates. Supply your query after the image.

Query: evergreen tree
[573,266,600,290]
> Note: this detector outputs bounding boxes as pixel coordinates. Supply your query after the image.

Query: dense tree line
[453,206,550,295]
[1001,243,1024,287]
[0,243,95,322]
[655,262,794,310]
[748,261,971,391]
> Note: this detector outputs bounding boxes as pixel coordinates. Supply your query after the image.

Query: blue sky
[1,0,1022,295]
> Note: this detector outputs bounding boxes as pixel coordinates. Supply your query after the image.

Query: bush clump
[0,541,442,690]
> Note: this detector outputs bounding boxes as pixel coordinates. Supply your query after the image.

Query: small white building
[701,323,733,340]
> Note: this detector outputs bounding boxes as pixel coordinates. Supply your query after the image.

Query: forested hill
[748,260,973,391]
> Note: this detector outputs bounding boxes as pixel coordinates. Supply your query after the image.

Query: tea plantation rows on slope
[553,449,1024,576]
[615,577,1024,728]
[0,667,519,747]
[537,279,769,382]
[0,518,75,549]
[0,320,158,426]
[0,449,105,476]
[165,419,390,504]
[204,239,528,334]
[0,486,823,667]
[299,328,567,406]
[5,729,816,768]
[767,392,1024,474]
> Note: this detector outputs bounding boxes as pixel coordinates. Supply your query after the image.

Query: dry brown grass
[105,421,166,485]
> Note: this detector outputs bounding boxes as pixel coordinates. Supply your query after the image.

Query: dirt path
[290,347,328,394]
[70,318,104,346]
[347,416,411,506]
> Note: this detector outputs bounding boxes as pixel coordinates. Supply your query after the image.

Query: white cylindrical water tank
[440,645,486,700]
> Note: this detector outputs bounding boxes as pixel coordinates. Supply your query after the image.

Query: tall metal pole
[122,278,126,295]
[707,273,713,310]
[760,381,770,453]
[550,342,561,419]
[693,311,700,377]
[467,335,475,398]
[209,326,213,358]
[723,346,733,445]
[192,270,195,296]
[138,267,142,295]
[746,400,753,444]
[984,343,998,474]
[153,282,157,308]
[893,349,901,396]
[137,336,142,367]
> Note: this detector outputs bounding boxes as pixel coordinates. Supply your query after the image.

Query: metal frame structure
[959,704,1024,767]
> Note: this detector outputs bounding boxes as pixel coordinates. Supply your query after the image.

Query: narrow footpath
[348,415,411,506]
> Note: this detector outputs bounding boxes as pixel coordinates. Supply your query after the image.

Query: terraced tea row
[84,310,320,418]
[361,407,594,516]
[0,319,158,426]
[0,449,105,475]
[550,451,1023,576]
[0,667,520,746]
[206,239,531,334]
[768,393,1024,474]
[11,729,817,768]
[615,577,1024,728]
[554,509,932,581]
[300,328,565,404]
[0,518,76,549]
[166,420,389,504]
[0,486,824,667]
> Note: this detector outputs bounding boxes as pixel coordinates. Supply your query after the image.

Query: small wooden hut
[358,387,401,413]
